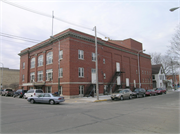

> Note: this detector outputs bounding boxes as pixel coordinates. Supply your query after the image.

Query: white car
[24,89,44,99]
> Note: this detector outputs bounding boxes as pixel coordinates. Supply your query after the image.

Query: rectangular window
[31,58,35,68]
[45,86,52,93]
[46,52,53,65]
[78,50,84,60]
[91,68,96,73]
[103,59,105,64]
[92,53,96,61]
[104,73,106,79]
[79,67,84,77]
[22,75,24,81]
[30,72,35,82]
[59,50,63,60]
[37,71,43,81]
[59,68,63,78]
[23,62,25,69]
[46,69,53,81]
[38,55,43,67]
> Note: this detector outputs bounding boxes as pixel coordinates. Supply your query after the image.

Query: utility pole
[0,62,4,90]
[93,26,99,100]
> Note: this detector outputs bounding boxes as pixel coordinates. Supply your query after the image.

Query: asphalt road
[1,92,179,134]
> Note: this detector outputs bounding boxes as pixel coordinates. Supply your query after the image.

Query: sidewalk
[64,95,111,103]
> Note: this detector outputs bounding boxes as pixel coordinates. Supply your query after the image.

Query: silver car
[27,93,65,105]
[111,89,132,100]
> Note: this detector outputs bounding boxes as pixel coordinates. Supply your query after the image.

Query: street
[1,92,180,134]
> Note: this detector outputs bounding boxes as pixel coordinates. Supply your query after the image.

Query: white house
[152,64,166,88]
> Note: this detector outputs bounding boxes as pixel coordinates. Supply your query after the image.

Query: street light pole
[50,36,60,95]
[137,50,145,88]
[0,62,4,90]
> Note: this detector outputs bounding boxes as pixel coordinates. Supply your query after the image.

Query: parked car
[145,89,157,96]
[132,88,146,98]
[111,89,132,100]
[154,88,166,95]
[23,89,44,99]
[1,89,14,96]
[27,93,65,105]
[13,89,27,98]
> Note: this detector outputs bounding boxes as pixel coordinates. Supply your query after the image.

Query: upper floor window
[46,52,53,65]
[59,50,63,60]
[38,55,43,67]
[103,59,105,64]
[31,58,35,68]
[59,68,63,78]
[23,62,25,69]
[46,69,53,81]
[79,67,84,77]
[30,72,35,81]
[91,69,96,73]
[37,71,43,81]
[78,50,84,60]
[22,75,24,81]
[92,53,96,61]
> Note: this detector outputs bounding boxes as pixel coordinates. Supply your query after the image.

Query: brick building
[18,28,152,98]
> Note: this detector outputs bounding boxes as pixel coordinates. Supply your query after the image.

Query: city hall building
[18,28,152,98]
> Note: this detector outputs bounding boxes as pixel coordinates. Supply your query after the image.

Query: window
[91,69,96,73]
[31,58,35,68]
[79,67,84,77]
[103,59,105,64]
[46,69,53,81]
[104,73,106,79]
[45,86,52,93]
[23,62,25,69]
[92,53,96,61]
[59,68,63,78]
[22,75,24,81]
[78,50,84,60]
[59,50,63,60]
[38,55,43,67]
[37,71,43,81]
[30,72,35,81]
[46,52,53,64]
[79,85,84,95]
[44,94,51,97]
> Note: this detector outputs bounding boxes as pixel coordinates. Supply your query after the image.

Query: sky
[0,0,180,69]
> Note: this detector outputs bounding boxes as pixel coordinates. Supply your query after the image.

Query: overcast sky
[0,0,180,69]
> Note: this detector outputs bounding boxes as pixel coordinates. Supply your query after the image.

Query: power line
[1,0,109,38]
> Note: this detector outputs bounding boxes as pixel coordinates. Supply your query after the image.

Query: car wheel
[129,95,132,99]
[120,96,124,101]
[111,98,114,100]
[49,100,55,105]
[165,92,166,94]
[30,99,35,104]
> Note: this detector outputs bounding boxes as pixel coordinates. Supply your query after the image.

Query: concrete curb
[94,99,109,102]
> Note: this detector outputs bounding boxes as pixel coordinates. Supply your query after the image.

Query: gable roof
[152,64,162,74]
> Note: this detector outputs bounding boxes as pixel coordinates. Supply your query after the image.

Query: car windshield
[156,88,161,90]
[134,89,139,92]
[147,90,151,92]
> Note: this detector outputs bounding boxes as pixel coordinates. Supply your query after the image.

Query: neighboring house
[0,67,19,90]
[166,74,180,88]
[18,28,152,98]
[152,64,167,88]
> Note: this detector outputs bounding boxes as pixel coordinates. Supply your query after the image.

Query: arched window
[31,58,35,68]
[46,52,53,64]
[38,55,43,67]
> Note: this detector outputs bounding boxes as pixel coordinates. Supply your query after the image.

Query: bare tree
[150,52,179,75]
[169,24,180,58]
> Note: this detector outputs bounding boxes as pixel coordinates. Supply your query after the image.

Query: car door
[123,90,128,99]
[35,94,44,103]
[42,94,51,103]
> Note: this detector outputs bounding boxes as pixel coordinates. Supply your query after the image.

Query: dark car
[155,88,166,95]
[13,89,27,98]
[145,89,157,96]
[132,88,146,98]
